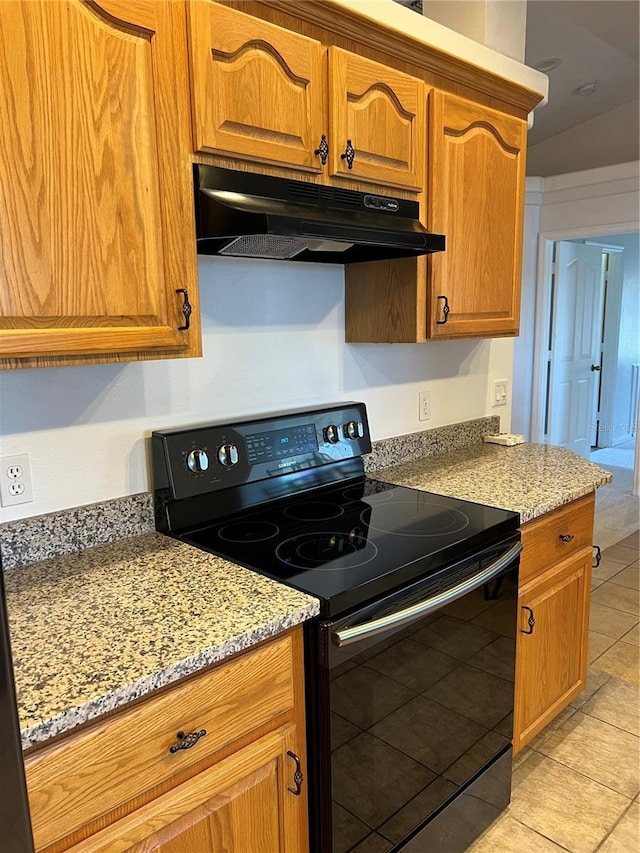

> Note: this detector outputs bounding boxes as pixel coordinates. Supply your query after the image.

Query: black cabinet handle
[176,288,192,331]
[559,534,575,542]
[521,606,535,634]
[436,295,450,324]
[314,134,329,165]
[593,545,602,568]
[286,750,304,795]
[340,139,355,169]
[591,364,601,372]
[169,729,206,753]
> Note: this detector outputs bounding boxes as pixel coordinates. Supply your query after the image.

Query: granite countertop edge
[21,600,318,752]
[373,441,613,524]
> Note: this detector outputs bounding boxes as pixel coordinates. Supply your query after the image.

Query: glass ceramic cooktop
[180,478,518,615]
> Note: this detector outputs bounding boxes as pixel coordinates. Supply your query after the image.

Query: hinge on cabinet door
[592,545,601,568]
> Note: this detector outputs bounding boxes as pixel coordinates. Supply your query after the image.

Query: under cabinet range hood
[193,165,445,264]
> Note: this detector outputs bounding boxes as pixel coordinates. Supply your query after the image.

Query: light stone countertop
[374,441,612,523]
[5,532,319,751]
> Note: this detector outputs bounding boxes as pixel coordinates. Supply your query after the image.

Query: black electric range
[152,402,521,852]
[152,401,518,617]
[179,476,517,617]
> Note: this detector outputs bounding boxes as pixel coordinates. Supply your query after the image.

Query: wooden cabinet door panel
[514,548,591,751]
[329,47,425,191]
[0,0,199,362]
[427,91,526,338]
[188,1,325,173]
[26,632,295,851]
[66,725,306,853]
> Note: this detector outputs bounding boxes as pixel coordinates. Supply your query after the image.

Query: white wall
[511,179,543,438]
[605,232,640,443]
[0,258,513,522]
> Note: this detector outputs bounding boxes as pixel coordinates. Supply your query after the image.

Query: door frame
[530,221,638,445]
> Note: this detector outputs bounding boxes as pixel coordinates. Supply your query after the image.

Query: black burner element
[218,521,280,543]
[276,531,378,571]
[367,499,470,537]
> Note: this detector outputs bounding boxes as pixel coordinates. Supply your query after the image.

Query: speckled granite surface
[365,416,500,472]
[0,493,154,571]
[4,532,318,751]
[374,442,612,523]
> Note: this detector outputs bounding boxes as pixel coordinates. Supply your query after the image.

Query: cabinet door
[427,91,526,338]
[66,725,308,853]
[513,548,592,752]
[329,47,425,191]
[188,1,326,173]
[0,1,200,365]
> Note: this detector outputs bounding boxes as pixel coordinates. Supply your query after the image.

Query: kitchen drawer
[25,632,295,851]
[519,493,595,584]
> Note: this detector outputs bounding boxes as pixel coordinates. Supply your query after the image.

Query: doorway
[530,228,639,490]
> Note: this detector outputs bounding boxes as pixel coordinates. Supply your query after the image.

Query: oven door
[307,535,521,853]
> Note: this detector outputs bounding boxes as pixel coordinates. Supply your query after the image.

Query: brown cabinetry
[25,628,308,853]
[0,0,200,368]
[426,92,526,338]
[328,48,425,191]
[188,1,326,175]
[345,91,527,342]
[187,1,425,191]
[513,494,595,753]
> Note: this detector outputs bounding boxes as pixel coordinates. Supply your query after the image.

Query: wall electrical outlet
[419,389,432,421]
[0,454,34,507]
[491,379,509,408]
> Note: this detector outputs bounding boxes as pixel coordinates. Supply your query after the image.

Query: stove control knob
[217,443,239,467]
[345,420,364,440]
[324,424,340,444]
[186,449,209,473]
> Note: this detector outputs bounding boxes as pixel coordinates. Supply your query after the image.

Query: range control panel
[152,402,371,500]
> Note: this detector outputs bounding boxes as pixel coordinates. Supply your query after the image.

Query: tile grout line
[526,744,638,800]
[594,798,639,851]
[507,814,574,852]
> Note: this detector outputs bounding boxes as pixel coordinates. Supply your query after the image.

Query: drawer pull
[559,534,575,542]
[286,750,304,795]
[521,605,535,635]
[169,729,207,754]
[593,545,602,567]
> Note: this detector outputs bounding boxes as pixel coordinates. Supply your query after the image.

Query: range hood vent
[194,165,445,265]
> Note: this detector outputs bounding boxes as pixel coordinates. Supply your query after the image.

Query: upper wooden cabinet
[328,48,425,191]
[187,2,425,191]
[0,0,200,368]
[188,1,326,174]
[426,92,526,338]
[345,91,528,342]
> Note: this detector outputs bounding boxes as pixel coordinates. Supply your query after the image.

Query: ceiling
[395,0,640,176]
[525,0,640,175]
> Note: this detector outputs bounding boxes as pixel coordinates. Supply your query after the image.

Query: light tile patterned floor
[470,530,640,853]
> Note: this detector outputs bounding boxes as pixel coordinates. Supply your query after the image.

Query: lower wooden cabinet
[513,493,595,753]
[25,628,309,853]
[66,724,305,853]
[513,548,591,752]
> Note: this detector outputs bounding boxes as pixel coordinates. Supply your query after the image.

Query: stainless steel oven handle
[333,541,522,647]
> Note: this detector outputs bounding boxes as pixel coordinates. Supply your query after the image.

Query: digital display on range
[246,423,318,464]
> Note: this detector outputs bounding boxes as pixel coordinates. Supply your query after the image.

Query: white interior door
[548,241,604,458]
